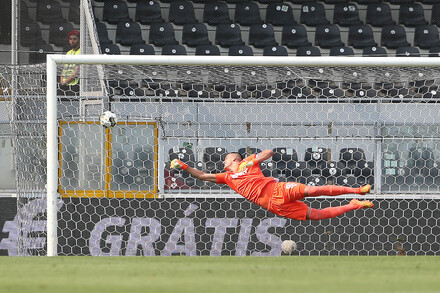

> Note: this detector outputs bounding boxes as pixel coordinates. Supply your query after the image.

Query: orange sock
[308,205,356,220]
[306,185,360,197]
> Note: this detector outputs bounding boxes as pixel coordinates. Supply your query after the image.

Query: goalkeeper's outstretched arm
[170,159,218,183]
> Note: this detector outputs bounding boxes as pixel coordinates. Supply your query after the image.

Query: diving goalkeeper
[170,149,373,221]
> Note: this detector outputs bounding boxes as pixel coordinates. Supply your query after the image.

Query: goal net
[8,55,440,256]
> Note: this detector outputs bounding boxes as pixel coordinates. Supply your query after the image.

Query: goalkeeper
[171,149,373,221]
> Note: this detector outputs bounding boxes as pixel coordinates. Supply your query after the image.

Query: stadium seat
[389,0,414,4]
[429,47,440,57]
[296,46,321,56]
[329,46,354,56]
[195,44,221,55]
[182,23,211,47]
[203,147,227,173]
[68,0,80,24]
[161,44,187,55]
[19,1,33,27]
[20,23,44,47]
[129,44,155,55]
[49,22,75,47]
[381,25,410,49]
[338,148,367,175]
[414,25,440,49]
[228,45,254,56]
[149,23,178,46]
[103,0,131,24]
[169,1,197,25]
[95,21,112,45]
[348,25,377,49]
[431,4,440,25]
[421,0,438,3]
[272,147,298,176]
[226,0,251,3]
[366,3,395,27]
[399,3,428,27]
[135,0,164,24]
[395,47,420,57]
[266,3,296,26]
[304,147,329,172]
[116,21,145,46]
[315,24,344,49]
[249,24,278,48]
[300,2,330,27]
[101,43,121,55]
[263,46,288,56]
[215,24,245,47]
[29,43,54,64]
[36,0,65,24]
[333,3,362,27]
[203,2,231,26]
[281,24,311,49]
[362,46,387,57]
[235,2,263,26]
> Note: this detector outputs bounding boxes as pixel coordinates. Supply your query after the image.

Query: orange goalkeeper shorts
[267,182,309,221]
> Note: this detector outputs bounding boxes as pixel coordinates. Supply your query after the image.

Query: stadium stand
[235,2,263,26]
[135,0,164,24]
[102,0,130,24]
[265,3,296,26]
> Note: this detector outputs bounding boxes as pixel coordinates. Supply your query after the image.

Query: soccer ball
[99,111,117,128]
[281,240,296,254]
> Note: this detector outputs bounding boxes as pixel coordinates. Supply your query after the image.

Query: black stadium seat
[395,47,420,57]
[103,0,131,24]
[129,44,155,55]
[235,2,263,26]
[161,44,187,55]
[195,44,221,56]
[95,21,112,45]
[366,3,395,27]
[266,3,296,26]
[300,2,330,27]
[348,25,377,49]
[432,4,440,27]
[333,3,362,27]
[215,24,245,47]
[297,46,321,56]
[282,24,311,49]
[414,25,440,49]
[330,46,354,56]
[36,0,65,24]
[362,46,387,57]
[101,43,121,55]
[263,46,288,56]
[49,22,74,47]
[399,3,428,27]
[116,21,145,46]
[249,24,278,48]
[29,43,54,64]
[135,0,164,24]
[20,23,44,47]
[169,1,197,25]
[182,23,211,47]
[381,25,410,49]
[228,45,254,56]
[204,2,231,26]
[315,24,344,49]
[149,23,178,47]
[203,147,227,173]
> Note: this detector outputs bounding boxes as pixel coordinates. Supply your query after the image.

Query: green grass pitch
[0,256,439,293]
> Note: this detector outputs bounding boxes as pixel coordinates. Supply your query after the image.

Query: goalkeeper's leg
[305,184,371,197]
[307,199,374,220]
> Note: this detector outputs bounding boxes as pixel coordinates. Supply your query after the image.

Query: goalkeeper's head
[223,152,243,172]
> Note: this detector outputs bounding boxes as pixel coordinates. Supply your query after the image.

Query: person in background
[59,30,80,96]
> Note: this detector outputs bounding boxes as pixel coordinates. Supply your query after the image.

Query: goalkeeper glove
[237,159,258,172]
[245,159,259,168]
[170,159,188,170]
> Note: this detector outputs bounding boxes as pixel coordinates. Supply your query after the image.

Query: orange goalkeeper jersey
[215,154,277,209]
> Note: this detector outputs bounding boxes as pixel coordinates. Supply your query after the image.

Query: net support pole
[46,56,58,257]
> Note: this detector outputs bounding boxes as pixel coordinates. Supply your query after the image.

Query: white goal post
[46,55,440,257]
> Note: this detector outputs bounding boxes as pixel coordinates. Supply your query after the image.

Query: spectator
[59,30,80,96]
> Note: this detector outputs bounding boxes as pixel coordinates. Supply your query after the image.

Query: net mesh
[4,61,440,255]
